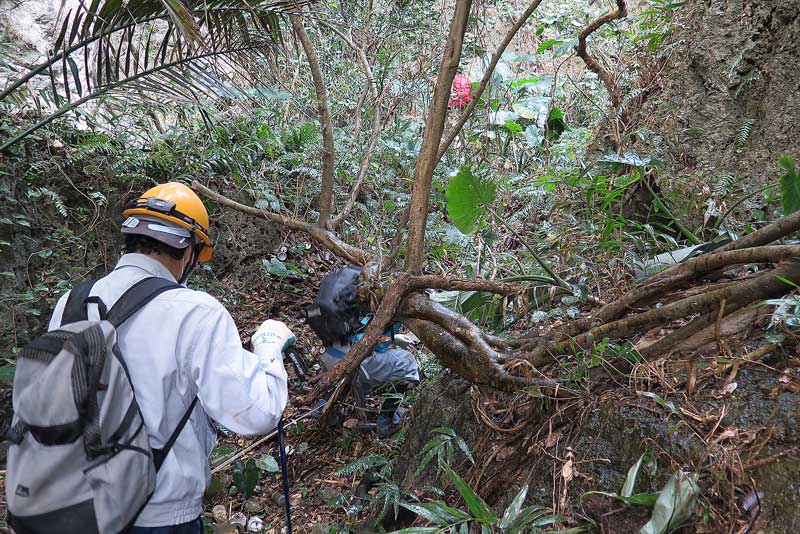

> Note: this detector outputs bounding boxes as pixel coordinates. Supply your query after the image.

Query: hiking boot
[376,415,398,439]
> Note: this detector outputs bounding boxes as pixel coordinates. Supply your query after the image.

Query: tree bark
[404,0,472,274]
[291,15,336,228]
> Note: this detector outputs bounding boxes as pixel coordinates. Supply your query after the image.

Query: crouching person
[321,322,420,438]
[305,266,419,438]
[5,182,294,534]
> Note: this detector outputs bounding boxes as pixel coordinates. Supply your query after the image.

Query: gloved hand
[251,319,296,366]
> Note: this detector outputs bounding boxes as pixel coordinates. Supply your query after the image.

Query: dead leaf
[781,380,800,394]
[544,431,561,448]
[561,459,574,482]
[715,428,738,442]
[343,418,359,429]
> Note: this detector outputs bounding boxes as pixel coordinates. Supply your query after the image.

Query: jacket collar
[115,253,179,283]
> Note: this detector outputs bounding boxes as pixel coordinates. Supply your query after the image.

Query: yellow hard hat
[122,182,213,262]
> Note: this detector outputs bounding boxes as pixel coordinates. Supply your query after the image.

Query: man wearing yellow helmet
[46,182,294,533]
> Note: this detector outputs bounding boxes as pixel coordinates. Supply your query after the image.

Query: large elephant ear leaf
[445,166,497,235]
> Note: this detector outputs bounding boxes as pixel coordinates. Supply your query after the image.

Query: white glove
[393,333,419,349]
[251,319,296,366]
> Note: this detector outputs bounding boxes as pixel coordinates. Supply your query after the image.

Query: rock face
[647,0,800,191]
[0,0,73,79]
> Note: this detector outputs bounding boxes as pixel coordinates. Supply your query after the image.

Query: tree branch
[409,275,522,294]
[525,258,800,363]
[404,0,473,274]
[330,93,384,229]
[597,245,800,323]
[291,15,336,228]
[575,0,628,146]
[192,181,369,265]
[318,21,378,100]
[436,0,545,162]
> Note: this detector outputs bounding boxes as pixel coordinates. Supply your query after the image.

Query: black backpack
[303,266,368,345]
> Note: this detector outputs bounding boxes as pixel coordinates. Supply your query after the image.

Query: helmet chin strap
[178,243,202,284]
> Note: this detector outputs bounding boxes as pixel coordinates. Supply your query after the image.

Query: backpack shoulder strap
[106,277,182,328]
[152,396,198,472]
[61,279,98,325]
[105,276,191,470]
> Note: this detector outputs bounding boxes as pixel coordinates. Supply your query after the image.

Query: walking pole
[277,417,292,534]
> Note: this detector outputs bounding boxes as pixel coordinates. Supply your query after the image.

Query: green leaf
[211,443,236,457]
[232,459,260,498]
[621,453,655,497]
[445,166,496,235]
[455,437,475,465]
[400,502,467,526]
[779,155,800,215]
[638,391,678,414]
[584,490,658,508]
[255,454,280,474]
[444,465,496,523]
[388,528,440,534]
[0,366,15,385]
[499,485,528,528]
[504,119,523,133]
[639,471,700,534]
[537,39,564,53]
[264,258,289,277]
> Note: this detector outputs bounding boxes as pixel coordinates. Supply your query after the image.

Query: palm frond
[1,0,315,150]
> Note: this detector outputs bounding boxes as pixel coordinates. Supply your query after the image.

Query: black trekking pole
[278,347,303,534]
[277,416,292,534]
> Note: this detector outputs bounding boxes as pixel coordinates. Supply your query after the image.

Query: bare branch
[318,21,378,100]
[291,15,336,228]
[409,275,522,294]
[330,93,384,229]
[600,245,800,323]
[575,0,628,144]
[437,0,545,162]
[192,181,369,265]
[404,0,473,274]
[525,258,800,363]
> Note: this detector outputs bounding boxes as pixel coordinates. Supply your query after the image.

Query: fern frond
[335,453,389,478]
[24,161,52,181]
[735,119,754,147]
[27,187,68,217]
[712,174,737,197]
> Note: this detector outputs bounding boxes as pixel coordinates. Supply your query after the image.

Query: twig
[318,21,377,99]
[210,410,317,474]
[575,0,628,151]
[331,90,385,229]
[745,447,800,470]
[291,15,335,228]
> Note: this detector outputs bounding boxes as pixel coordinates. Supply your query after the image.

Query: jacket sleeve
[188,304,288,436]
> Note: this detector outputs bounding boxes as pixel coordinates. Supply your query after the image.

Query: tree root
[196,178,800,396]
